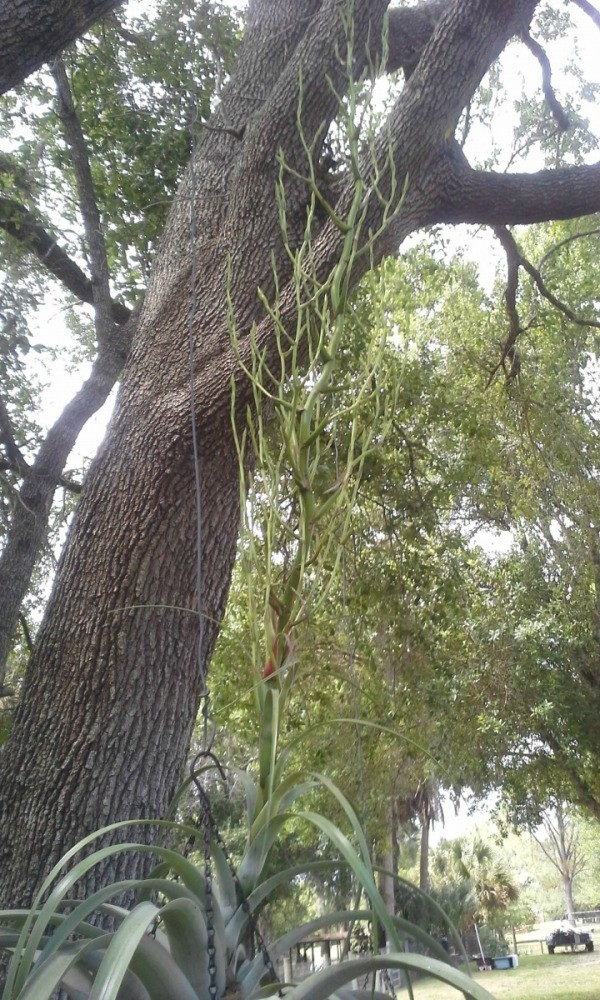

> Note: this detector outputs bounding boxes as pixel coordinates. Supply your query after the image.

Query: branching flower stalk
[230,31,402,831]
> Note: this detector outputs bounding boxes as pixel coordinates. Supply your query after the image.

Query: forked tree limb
[0,304,136,683]
[0,196,130,324]
[520,27,570,131]
[496,222,600,330]
[488,220,600,384]
[51,61,119,348]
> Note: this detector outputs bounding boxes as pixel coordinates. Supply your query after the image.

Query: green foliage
[210,212,600,865]
[0,1,241,299]
[430,836,519,934]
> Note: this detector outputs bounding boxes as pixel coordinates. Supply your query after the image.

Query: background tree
[430,836,519,939]
[532,802,587,924]
[1,0,600,917]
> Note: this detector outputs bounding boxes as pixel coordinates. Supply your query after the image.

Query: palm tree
[432,836,519,932]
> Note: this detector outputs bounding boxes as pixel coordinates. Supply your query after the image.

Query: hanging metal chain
[202,807,219,999]
[381,963,398,1000]
[189,754,284,998]
[359,963,399,998]
[183,31,222,998]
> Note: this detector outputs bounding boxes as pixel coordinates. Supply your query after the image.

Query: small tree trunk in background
[420,813,431,894]
[379,849,396,928]
[563,873,577,924]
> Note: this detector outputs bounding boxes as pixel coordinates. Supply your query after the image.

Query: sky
[430,791,501,847]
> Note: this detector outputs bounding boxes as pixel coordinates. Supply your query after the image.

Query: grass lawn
[408,951,600,1000]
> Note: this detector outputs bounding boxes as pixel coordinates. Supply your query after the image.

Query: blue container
[491,955,517,970]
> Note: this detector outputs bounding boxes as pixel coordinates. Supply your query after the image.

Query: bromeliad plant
[1,26,497,1000]
[0,646,494,999]
[0,779,496,1000]
[0,679,493,999]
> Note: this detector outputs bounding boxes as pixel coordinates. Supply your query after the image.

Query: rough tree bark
[1,0,600,912]
[0,0,124,95]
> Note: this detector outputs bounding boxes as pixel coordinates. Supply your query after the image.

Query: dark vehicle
[546,927,594,954]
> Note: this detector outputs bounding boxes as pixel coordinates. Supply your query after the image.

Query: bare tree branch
[51,60,117,348]
[0,305,137,685]
[538,226,600,271]
[0,395,28,474]
[520,27,570,132]
[0,196,130,324]
[505,225,600,328]
[488,221,600,384]
[533,804,587,880]
[0,455,82,493]
[490,225,525,386]
[571,0,600,31]
[523,259,600,329]
[18,613,34,657]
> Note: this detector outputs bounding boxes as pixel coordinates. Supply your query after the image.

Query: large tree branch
[520,27,569,132]
[238,0,539,277]
[434,145,600,225]
[386,1,448,76]
[0,0,124,95]
[0,308,136,686]
[0,196,130,324]
[571,0,600,31]
[52,61,117,348]
[228,0,390,232]
[213,0,543,401]
[372,0,539,216]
